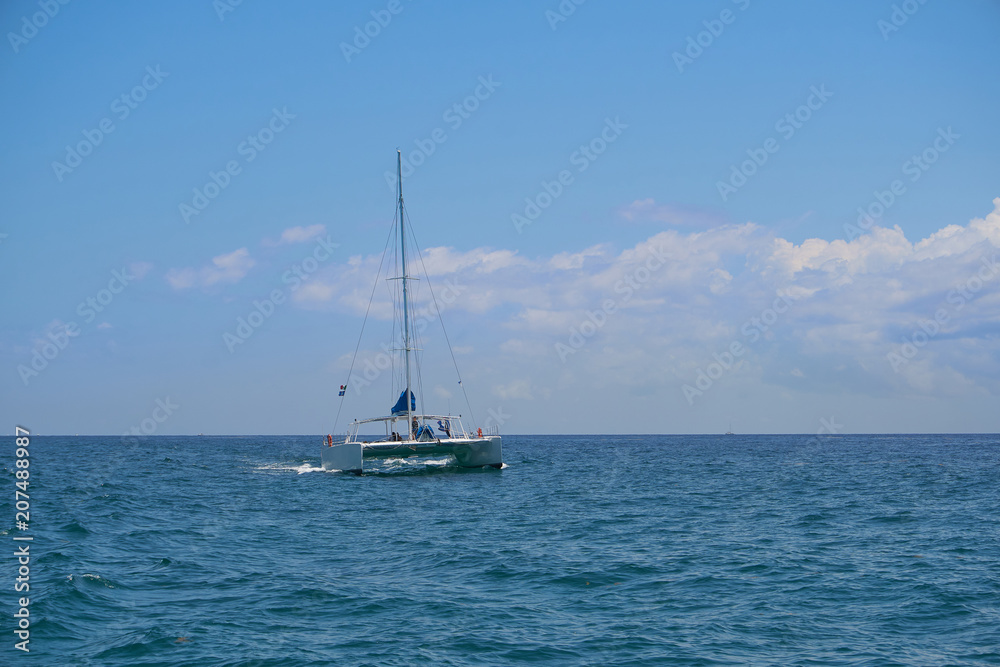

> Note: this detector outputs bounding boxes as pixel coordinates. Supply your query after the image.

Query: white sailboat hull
[320,442,364,474]
[321,436,502,474]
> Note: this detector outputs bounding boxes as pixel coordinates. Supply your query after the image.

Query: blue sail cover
[390,389,415,415]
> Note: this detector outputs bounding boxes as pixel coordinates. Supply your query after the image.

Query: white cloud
[493,379,535,400]
[293,282,336,304]
[166,247,255,290]
[279,224,326,244]
[617,198,727,227]
[549,245,607,270]
[129,261,153,279]
[165,267,198,290]
[34,319,74,349]
[205,248,254,285]
[762,225,912,279]
[708,268,733,295]
[419,246,527,276]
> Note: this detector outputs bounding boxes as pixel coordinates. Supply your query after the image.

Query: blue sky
[2,0,999,435]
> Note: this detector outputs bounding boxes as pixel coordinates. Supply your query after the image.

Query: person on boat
[326,434,332,446]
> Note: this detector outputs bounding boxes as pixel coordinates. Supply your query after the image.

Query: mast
[397,150,413,438]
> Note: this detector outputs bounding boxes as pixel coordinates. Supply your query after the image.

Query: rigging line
[402,226,420,422]
[414,329,426,425]
[389,218,401,399]
[403,210,479,430]
[331,217,397,437]
[405,238,426,425]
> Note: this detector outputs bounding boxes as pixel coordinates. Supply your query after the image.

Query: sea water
[4,434,998,665]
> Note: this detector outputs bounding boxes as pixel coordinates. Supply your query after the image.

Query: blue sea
[4,434,999,665]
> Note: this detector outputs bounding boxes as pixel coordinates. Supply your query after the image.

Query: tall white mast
[397,150,413,437]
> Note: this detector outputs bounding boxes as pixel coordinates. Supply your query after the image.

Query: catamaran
[320,151,502,474]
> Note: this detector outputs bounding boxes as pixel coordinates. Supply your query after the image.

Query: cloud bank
[300,198,1000,410]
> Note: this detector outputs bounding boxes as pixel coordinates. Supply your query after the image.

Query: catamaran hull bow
[320,442,364,474]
